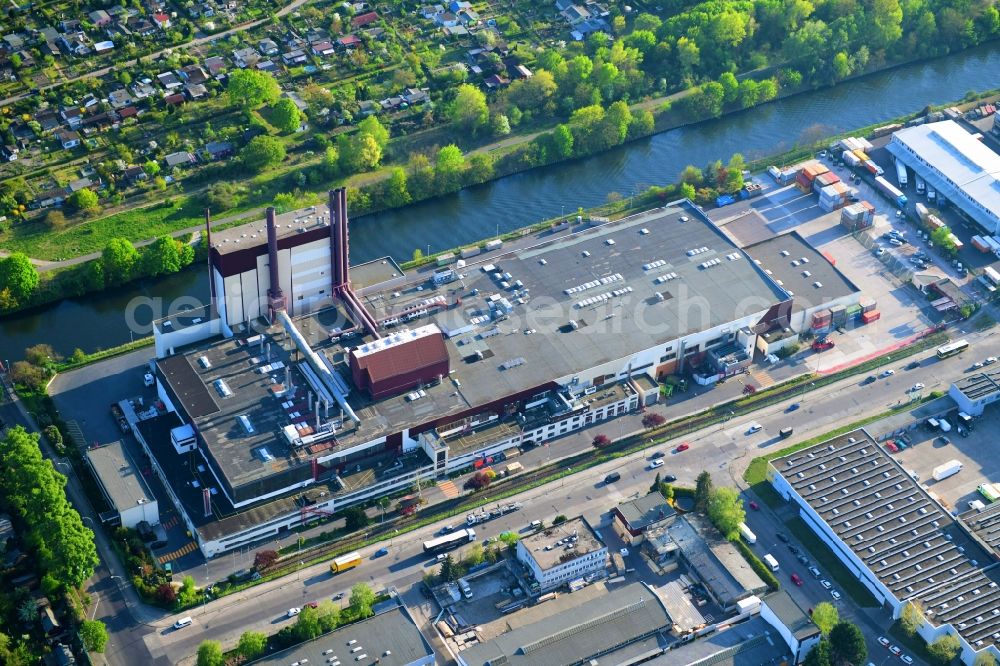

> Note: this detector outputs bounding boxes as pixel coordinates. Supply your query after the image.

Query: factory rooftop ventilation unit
[213,379,232,398]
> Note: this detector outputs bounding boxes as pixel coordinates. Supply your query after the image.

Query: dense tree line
[0,427,99,592]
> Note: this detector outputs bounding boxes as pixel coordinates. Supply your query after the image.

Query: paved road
[127,333,1000,665]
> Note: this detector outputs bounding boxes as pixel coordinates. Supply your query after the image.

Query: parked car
[901,656,913,665]
[776,533,789,543]
[675,443,690,453]
[791,573,803,586]
[820,579,832,589]
[910,383,925,392]
[373,547,389,558]
[889,645,902,656]
[748,501,760,510]
[880,369,895,377]
[808,566,821,578]
[786,403,800,412]
[797,554,810,566]
[662,474,677,483]
[830,590,841,600]
[812,339,835,352]
[649,460,664,469]
[287,608,302,617]
[651,451,665,459]
[878,636,890,648]
[863,375,877,385]
[985,357,997,365]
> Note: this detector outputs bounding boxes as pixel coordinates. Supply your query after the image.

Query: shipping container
[485,239,503,251]
[926,215,945,230]
[460,246,481,259]
[895,159,908,187]
[830,304,848,325]
[861,310,881,324]
[947,233,964,251]
[987,237,1000,253]
[864,160,884,176]
[768,166,782,182]
[846,304,862,318]
[859,296,877,313]
[436,252,455,266]
[842,151,862,168]
[853,149,870,162]
[915,203,929,222]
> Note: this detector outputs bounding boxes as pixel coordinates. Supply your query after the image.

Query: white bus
[738,523,757,544]
[937,339,969,359]
[423,528,476,554]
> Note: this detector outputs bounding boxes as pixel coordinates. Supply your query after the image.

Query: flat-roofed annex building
[85,440,159,529]
[886,120,1000,234]
[516,516,607,592]
[770,429,1000,664]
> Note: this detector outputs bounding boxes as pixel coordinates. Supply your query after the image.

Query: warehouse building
[516,517,607,592]
[949,369,1000,416]
[886,120,1000,234]
[770,429,1000,664]
[139,191,875,557]
[85,440,159,529]
[612,492,676,545]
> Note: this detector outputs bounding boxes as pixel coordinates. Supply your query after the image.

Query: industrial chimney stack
[266,207,286,320]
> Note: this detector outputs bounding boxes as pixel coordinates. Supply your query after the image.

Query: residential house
[351,11,379,27]
[118,106,139,120]
[94,40,115,54]
[36,109,60,131]
[59,32,91,56]
[514,64,533,78]
[458,8,479,25]
[81,93,100,109]
[1,34,24,50]
[484,74,509,89]
[61,107,83,129]
[560,4,591,25]
[420,4,445,19]
[443,25,469,36]
[200,3,216,18]
[403,87,430,105]
[434,11,458,27]
[13,49,35,68]
[156,71,182,89]
[108,89,133,109]
[89,9,113,27]
[163,92,185,106]
[54,643,75,666]
[336,35,362,49]
[202,141,233,160]
[40,605,60,636]
[379,95,405,111]
[81,111,117,131]
[59,19,82,32]
[152,13,172,29]
[39,27,60,43]
[204,56,226,76]
[10,121,36,142]
[256,59,278,73]
[232,47,259,68]
[126,17,157,37]
[184,83,207,100]
[55,129,81,149]
[164,151,196,168]
[123,165,148,182]
[258,38,279,55]
[358,100,378,116]
[282,49,308,65]
[107,5,130,20]
[35,188,67,208]
[179,64,208,84]
[39,40,60,58]
[131,80,156,99]
[1,145,19,161]
[68,177,100,192]
[586,1,611,17]
[310,40,335,56]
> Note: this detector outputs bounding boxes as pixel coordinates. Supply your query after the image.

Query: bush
[592,434,612,448]
[464,470,494,491]
[155,583,177,605]
[552,514,568,525]
[734,539,780,590]
[253,549,279,571]
[642,413,666,428]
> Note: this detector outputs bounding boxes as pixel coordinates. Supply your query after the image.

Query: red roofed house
[348,324,450,400]
[337,35,362,49]
[352,11,379,27]
[164,93,185,106]
[153,13,171,29]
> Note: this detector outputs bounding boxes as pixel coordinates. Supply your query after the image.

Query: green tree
[828,622,866,666]
[694,471,713,512]
[294,605,323,642]
[553,124,574,158]
[507,70,557,110]
[447,84,489,132]
[144,160,161,177]
[68,188,99,214]
[719,71,739,104]
[384,167,411,208]
[196,640,225,666]
[927,634,961,665]
[227,69,281,109]
[707,487,745,540]
[240,135,286,173]
[343,506,369,531]
[467,153,495,184]
[439,553,456,582]
[974,653,999,666]
[492,113,511,136]
[435,144,465,193]
[80,620,109,653]
[899,600,924,636]
[270,98,302,133]
[237,631,267,661]
[357,116,390,149]
[0,253,39,303]
[930,225,958,254]
[803,640,832,666]
[464,543,485,567]
[812,602,839,635]
[143,235,182,276]
[102,238,140,286]
[338,133,382,173]
[349,583,376,619]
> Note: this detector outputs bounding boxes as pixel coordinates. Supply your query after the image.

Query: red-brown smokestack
[329,190,342,293]
[266,207,285,318]
[339,187,350,289]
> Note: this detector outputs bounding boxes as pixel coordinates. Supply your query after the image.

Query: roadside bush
[735,539,780,590]
[592,434,612,448]
[253,549,279,571]
[642,413,666,428]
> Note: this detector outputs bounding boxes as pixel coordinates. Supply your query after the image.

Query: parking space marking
[158,541,198,564]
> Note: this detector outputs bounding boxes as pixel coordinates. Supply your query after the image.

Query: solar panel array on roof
[773,431,1000,651]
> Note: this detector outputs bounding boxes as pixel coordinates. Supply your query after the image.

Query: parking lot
[892,399,1000,512]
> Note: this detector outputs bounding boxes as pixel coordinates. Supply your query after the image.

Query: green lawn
[785,516,880,608]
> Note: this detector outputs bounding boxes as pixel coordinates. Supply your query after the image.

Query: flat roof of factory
[520,516,604,570]
[744,231,859,313]
[86,440,155,512]
[772,429,1000,651]
[952,369,1000,401]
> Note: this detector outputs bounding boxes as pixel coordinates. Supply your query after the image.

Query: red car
[791,573,803,586]
[885,442,898,453]
[748,501,760,510]
[675,443,690,453]
[812,339,835,352]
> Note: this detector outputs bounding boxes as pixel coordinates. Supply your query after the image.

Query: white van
[173,617,193,629]
[459,579,472,599]
[763,554,779,572]
[938,418,952,432]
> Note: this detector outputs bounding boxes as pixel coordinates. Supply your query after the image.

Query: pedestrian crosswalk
[162,515,180,530]
[158,541,198,564]
[437,479,460,498]
[749,368,776,389]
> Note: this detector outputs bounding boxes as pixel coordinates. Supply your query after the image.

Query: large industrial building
[770,429,1000,664]
[130,189,865,557]
[886,119,1000,234]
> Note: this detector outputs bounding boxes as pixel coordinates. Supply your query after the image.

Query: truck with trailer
[330,551,362,574]
[915,175,926,194]
[738,523,757,544]
[895,159,908,187]
[842,151,861,168]
[932,460,963,481]
[927,185,937,202]
[874,176,908,207]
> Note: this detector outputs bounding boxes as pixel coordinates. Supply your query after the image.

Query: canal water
[5,43,1000,360]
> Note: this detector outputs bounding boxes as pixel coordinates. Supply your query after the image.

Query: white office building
[516,517,608,592]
